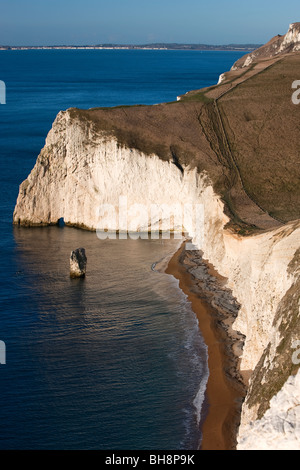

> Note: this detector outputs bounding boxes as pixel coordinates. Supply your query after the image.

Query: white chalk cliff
[238,371,300,450]
[231,22,300,70]
[279,22,300,52]
[13,108,300,450]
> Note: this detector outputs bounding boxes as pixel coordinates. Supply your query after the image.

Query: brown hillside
[69,47,300,233]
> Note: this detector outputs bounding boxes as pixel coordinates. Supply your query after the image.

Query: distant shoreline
[0,44,260,52]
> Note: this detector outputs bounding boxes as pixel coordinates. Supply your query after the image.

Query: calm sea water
[0,49,247,450]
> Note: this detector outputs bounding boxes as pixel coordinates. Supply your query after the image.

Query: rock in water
[70,248,87,278]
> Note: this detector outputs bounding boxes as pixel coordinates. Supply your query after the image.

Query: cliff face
[13,109,220,231]
[13,108,300,449]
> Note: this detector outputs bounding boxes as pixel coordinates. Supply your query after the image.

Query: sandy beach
[165,241,247,450]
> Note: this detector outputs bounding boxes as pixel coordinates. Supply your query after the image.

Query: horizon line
[0,42,261,50]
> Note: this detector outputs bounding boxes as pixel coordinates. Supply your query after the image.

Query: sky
[0,0,299,46]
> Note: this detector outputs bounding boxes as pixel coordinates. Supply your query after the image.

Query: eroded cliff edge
[13,24,300,449]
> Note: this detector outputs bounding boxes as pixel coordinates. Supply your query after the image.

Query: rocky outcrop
[279,22,300,53]
[231,22,300,70]
[70,248,87,278]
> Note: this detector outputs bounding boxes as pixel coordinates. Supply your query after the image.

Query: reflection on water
[0,226,208,450]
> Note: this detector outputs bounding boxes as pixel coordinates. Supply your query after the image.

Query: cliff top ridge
[232,22,300,70]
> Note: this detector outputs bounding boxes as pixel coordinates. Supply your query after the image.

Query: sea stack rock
[70,248,87,278]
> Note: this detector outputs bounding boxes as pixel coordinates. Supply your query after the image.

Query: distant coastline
[0,43,260,51]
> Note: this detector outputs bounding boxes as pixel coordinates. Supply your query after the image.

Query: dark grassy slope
[69,52,300,232]
[218,54,300,223]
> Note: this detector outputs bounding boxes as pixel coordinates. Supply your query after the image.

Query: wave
[168,287,209,449]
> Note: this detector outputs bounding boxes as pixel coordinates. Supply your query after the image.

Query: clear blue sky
[0,0,299,46]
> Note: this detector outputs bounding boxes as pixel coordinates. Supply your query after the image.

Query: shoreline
[0,46,258,52]
[165,241,247,450]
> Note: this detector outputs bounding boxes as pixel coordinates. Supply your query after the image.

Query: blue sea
[0,49,247,450]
